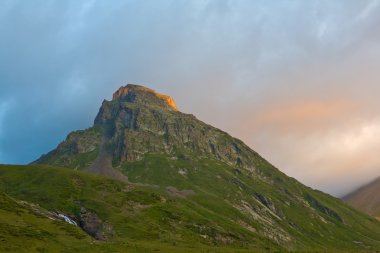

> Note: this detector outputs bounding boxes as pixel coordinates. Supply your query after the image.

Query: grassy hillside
[0,191,96,252]
[121,153,380,251]
[1,164,380,252]
[0,190,255,253]
[0,164,279,252]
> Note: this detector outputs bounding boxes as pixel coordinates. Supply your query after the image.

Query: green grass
[0,191,262,253]
[121,153,380,251]
[0,165,279,252]
[0,191,96,252]
[0,164,380,252]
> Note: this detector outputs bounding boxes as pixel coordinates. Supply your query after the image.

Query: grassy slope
[0,192,97,252]
[1,163,380,252]
[0,164,278,253]
[120,154,380,251]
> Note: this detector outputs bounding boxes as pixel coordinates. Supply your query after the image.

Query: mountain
[1,84,380,252]
[343,177,380,220]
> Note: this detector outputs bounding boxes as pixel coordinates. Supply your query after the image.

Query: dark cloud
[1,0,380,196]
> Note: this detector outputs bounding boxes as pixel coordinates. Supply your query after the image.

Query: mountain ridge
[35,84,264,181]
[26,84,380,251]
[344,176,380,219]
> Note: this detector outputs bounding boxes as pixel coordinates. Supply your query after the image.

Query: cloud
[1,0,380,196]
[290,120,380,196]
[249,98,359,135]
[355,0,380,21]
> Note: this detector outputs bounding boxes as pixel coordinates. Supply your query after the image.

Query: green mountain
[1,84,380,252]
[343,177,380,220]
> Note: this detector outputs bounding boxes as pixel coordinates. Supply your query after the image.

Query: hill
[7,84,379,251]
[0,164,276,252]
[343,177,380,220]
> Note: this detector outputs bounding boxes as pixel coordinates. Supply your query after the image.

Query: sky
[1,0,380,196]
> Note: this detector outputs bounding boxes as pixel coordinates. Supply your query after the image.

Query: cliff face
[96,85,258,167]
[37,84,261,174]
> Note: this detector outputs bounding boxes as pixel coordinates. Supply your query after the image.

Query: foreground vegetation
[0,164,380,252]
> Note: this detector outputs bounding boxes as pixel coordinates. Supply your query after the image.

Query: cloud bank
[1,0,380,196]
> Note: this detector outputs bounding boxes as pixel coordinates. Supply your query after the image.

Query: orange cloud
[250,98,360,134]
[220,96,380,196]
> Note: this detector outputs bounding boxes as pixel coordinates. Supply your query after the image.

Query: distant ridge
[343,176,380,219]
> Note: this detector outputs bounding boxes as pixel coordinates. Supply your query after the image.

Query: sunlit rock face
[36,84,258,170]
[93,84,258,167]
[111,84,178,111]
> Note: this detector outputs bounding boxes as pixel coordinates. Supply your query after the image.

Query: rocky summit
[9,84,379,252]
[111,84,178,110]
[35,84,260,179]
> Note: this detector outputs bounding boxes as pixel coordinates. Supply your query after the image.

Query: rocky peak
[111,84,178,111]
[41,84,259,171]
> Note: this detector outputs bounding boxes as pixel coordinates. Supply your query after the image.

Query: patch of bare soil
[85,151,128,183]
[166,186,195,198]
